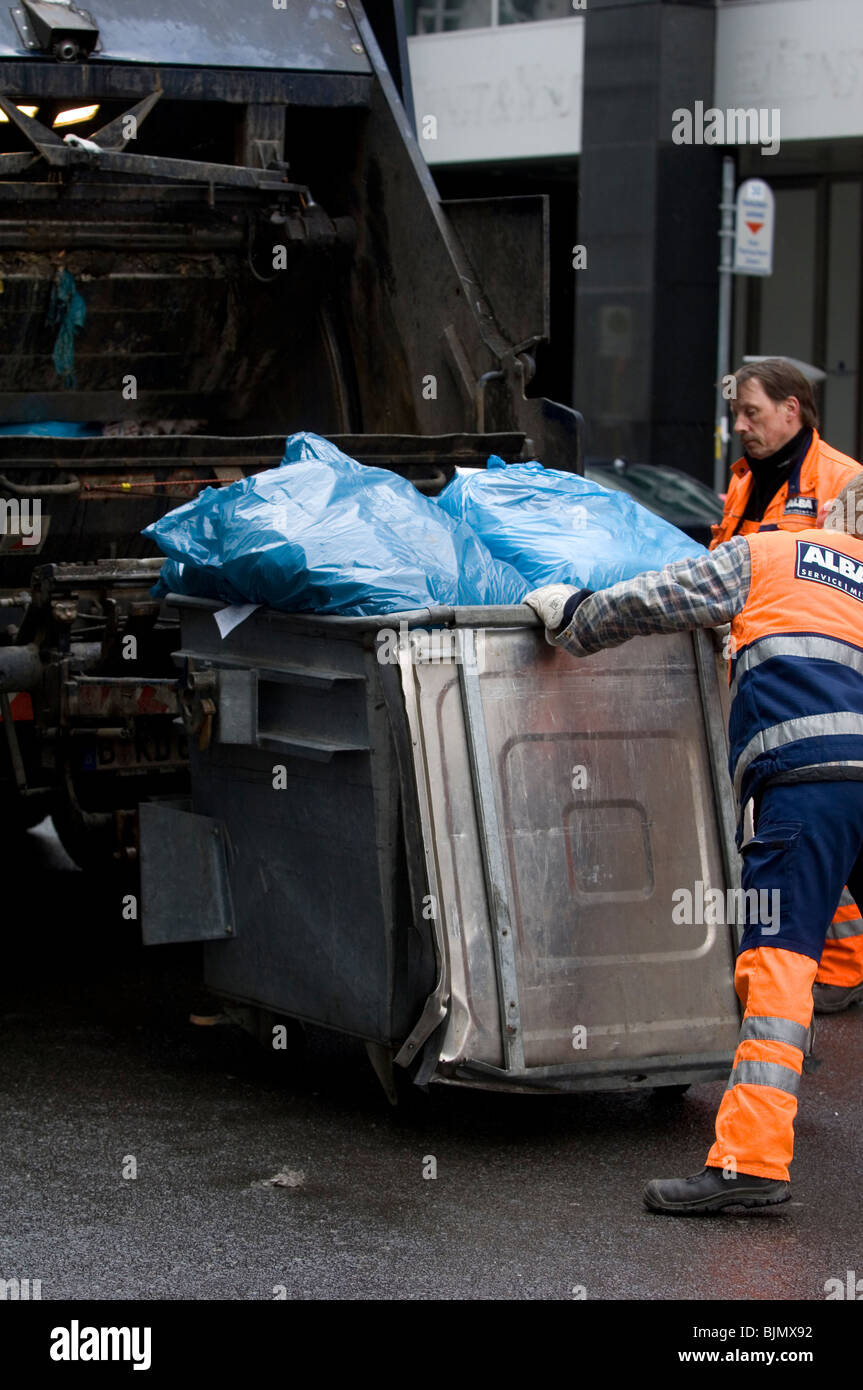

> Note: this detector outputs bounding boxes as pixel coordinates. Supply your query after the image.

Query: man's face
[732,377,801,459]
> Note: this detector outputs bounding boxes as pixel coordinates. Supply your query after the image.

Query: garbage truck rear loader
[0,2,742,1095]
[0,0,580,863]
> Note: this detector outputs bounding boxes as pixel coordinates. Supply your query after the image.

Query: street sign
[733,178,775,276]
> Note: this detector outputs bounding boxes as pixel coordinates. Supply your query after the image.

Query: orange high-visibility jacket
[728,527,863,808]
[710,430,861,549]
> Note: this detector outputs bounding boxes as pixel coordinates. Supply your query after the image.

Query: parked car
[584,458,723,547]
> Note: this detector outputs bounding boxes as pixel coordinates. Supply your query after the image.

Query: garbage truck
[1,1,743,1095]
[0,0,580,866]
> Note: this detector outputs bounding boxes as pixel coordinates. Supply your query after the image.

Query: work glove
[711,622,735,659]
[523,583,580,632]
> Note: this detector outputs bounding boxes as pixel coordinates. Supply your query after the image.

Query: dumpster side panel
[195,744,396,1040]
[409,628,740,1079]
[171,606,435,1044]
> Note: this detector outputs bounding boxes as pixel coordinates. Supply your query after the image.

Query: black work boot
[812,981,863,1014]
[644,1166,791,1215]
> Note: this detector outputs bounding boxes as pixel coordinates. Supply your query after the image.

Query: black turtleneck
[743,427,812,522]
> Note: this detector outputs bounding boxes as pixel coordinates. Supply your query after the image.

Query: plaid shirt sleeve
[550,536,751,657]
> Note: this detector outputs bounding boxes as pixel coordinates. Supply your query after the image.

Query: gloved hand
[523,583,580,632]
[711,622,734,658]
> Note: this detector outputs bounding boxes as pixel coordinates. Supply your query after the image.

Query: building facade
[404,0,863,483]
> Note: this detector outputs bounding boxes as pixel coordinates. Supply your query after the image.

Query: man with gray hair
[711,358,858,548]
[712,357,863,1013]
[525,473,863,1213]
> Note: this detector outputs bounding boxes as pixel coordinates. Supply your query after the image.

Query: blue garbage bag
[47,269,87,390]
[150,557,248,605]
[435,456,706,590]
[0,421,99,436]
[146,433,527,615]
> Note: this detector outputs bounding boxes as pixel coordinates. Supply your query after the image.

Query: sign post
[713,158,737,496]
[713,174,776,495]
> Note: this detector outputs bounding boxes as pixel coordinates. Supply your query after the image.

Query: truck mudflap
[141,598,741,1094]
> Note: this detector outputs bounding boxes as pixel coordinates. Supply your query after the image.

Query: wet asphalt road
[2,821,862,1303]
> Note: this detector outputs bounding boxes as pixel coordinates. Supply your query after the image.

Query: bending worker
[525,473,863,1215]
[713,357,863,1014]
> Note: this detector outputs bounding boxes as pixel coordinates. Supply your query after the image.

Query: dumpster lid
[167,595,541,636]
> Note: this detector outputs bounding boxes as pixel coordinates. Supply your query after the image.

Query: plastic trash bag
[435,455,706,590]
[146,433,527,615]
[150,557,247,606]
[0,421,99,436]
[47,269,86,390]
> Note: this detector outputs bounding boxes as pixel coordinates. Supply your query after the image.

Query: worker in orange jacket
[712,358,863,1015]
[525,473,863,1212]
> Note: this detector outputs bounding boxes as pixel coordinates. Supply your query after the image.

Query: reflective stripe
[828,885,862,939]
[826,915,863,941]
[733,712,863,800]
[730,633,863,702]
[726,1060,801,1096]
[770,761,863,783]
[739,1015,809,1051]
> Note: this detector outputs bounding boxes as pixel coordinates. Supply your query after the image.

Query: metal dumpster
[140,598,742,1095]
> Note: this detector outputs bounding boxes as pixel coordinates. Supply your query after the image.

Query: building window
[405,0,576,35]
[409,1,492,33]
[498,0,577,21]
[733,176,863,461]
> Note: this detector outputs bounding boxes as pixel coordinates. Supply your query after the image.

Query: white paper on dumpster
[214,603,260,639]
